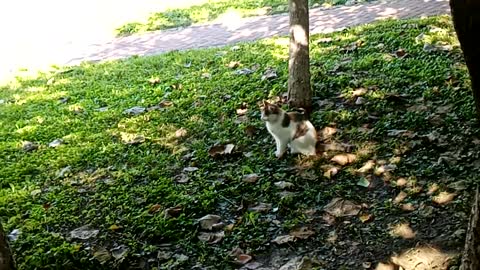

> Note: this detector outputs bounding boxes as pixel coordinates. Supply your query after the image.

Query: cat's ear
[262,100,269,107]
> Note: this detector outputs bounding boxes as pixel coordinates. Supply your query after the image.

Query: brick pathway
[67,0,450,65]
[1,0,450,80]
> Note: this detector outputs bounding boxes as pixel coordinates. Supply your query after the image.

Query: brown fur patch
[293,121,309,140]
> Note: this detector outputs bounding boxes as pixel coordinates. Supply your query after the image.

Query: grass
[1,15,478,269]
[115,0,372,36]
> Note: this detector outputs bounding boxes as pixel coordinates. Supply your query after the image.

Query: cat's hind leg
[291,135,317,156]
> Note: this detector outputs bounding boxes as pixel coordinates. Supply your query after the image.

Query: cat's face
[260,100,281,122]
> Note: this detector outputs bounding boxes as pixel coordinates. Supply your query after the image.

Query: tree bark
[460,186,480,270]
[450,0,480,120]
[287,0,312,117]
[0,223,15,270]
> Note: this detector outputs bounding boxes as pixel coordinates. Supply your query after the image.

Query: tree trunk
[450,0,480,120]
[460,186,480,270]
[287,0,312,117]
[0,223,15,270]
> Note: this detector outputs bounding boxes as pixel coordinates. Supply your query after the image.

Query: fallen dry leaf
[355,97,366,105]
[400,203,416,212]
[120,132,145,145]
[394,48,407,58]
[233,68,254,75]
[22,141,38,152]
[48,139,63,148]
[289,227,315,239]
[323,198,361,217]
[331,153,357,166]
[432,191,456,205]
[224,224,235,232]
[148,77,160,85]
[230,247,252,265]
[274,181,294,189]
[198,231,224,244]
[228,61,241,69]
[387,129,409,137]
[123,106,146,115]
[278,191,297,200]
[249,203,272,213]
[108,224,123,231]
[261,67,277,80]
[390,246,455,270]
[236,108,248,115]
[175,128,187,138]
[427,183,440,195]
[243,261,262,269]
[243,173,259,183]
[390,223,416,239]
[272,234,295,245]
[183,166,199,172]
[111,245,129,261]
[235,253,252,265]
[322,165,339,179]
[436,104,453,114]
[149,204,162,214]
[70,225,99,240]
[164,206,182,218]
[359,213,373,223]
[357,160,375,173]
[407,104,429,112]
[393,191,408,204]
[208,144,235,157]
[374,164,397,176]
[327,230,338,243]
[93,247,111,264]
[279,256,313,270]
[320,127,338,140]
[198,214,223,230]
[352,88,367,97]
[317,37,333,43]
[157,250,173,261]
[396,178,408,187]
[174,173,189,183]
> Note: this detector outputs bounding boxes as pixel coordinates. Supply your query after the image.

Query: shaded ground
[0,15,477,269]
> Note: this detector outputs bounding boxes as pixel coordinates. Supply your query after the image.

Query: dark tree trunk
[0,223,15,270]
[287,0,312,117]
[460,187,480,270]
[450,0,480,120]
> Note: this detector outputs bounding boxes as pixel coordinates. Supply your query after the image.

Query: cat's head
[260,100,282,122]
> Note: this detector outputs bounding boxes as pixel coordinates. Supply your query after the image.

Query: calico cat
[260,100,317,158]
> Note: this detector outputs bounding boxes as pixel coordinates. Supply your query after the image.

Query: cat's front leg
[275,138,288,159]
